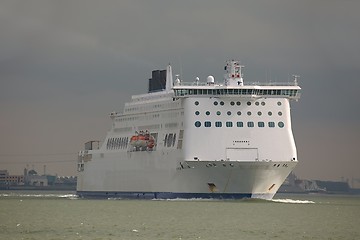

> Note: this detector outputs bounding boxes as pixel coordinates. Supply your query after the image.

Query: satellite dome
[207,75,215,83]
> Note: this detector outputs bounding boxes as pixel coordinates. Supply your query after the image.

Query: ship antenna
[293,75,299,86]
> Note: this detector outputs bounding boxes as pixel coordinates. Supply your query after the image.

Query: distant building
[24,168,48,186]
[26,175,48,187]
[1,169,76,190]
[0,170,24,186]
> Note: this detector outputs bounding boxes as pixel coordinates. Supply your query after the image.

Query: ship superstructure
[77,60,301,199]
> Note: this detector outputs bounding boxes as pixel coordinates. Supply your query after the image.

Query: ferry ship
[77,60,301,200]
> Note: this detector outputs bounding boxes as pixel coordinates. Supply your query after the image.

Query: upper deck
[118,60,301,117]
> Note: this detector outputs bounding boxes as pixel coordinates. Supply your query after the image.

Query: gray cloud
[1,0,359,181]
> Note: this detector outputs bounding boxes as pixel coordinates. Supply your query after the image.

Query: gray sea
[1,191,359,240]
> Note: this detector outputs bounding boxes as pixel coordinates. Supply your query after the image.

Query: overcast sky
[1,0,359,184]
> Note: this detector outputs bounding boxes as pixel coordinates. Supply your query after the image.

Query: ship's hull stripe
[76,191,270,200]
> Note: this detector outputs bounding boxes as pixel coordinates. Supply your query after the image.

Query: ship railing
[173,88,301,99]
[175,81,299,87]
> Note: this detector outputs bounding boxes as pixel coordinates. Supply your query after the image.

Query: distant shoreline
[0,185,76,191]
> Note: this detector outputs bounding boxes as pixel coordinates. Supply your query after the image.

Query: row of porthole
[194,121,285,128]
[195,111,282,116]
[194,101,282,106]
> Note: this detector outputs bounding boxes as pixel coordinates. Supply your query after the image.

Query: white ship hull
[77,151,297,200]
[77,60,301,200]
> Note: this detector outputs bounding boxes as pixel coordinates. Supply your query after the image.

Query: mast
[224,60,244,86]
[166,64,173,91]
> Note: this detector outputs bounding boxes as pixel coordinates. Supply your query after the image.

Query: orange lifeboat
[130,131,155,150]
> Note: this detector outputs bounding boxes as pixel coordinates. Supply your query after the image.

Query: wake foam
[0,193,78,199]
[271,198,315,204]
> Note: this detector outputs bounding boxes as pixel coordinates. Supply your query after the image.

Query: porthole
[247,111,251,116]
[214,101,218,106]
[236,101,241,106]
[216,111,221,116]
[278,122,285,128]
[237,111,242,116]
[230,101,235,106]
[247,121,254,127]
[195,111,200,115]
[268,111,272,116]
[255,102,260,106]
[257,111,262,116]
[278,111,283,116]
[220,101,224,106]
[195,121,201,127]
[261,102,266,106]
[236,121,244,127]
[227,111,232,116]
[277,101,282,106]
[206,111,210,116]
[247,101,251,106]
[195,101,199,106]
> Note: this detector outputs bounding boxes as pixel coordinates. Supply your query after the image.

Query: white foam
[0,193,78,199]
[271,198,315,204]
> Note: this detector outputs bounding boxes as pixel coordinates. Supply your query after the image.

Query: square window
[226,122,233,127]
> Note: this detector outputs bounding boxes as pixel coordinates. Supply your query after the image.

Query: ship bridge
[173,81,301,100]
[172,60,301,100]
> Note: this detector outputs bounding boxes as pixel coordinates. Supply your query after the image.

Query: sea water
[1,191,359,240]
